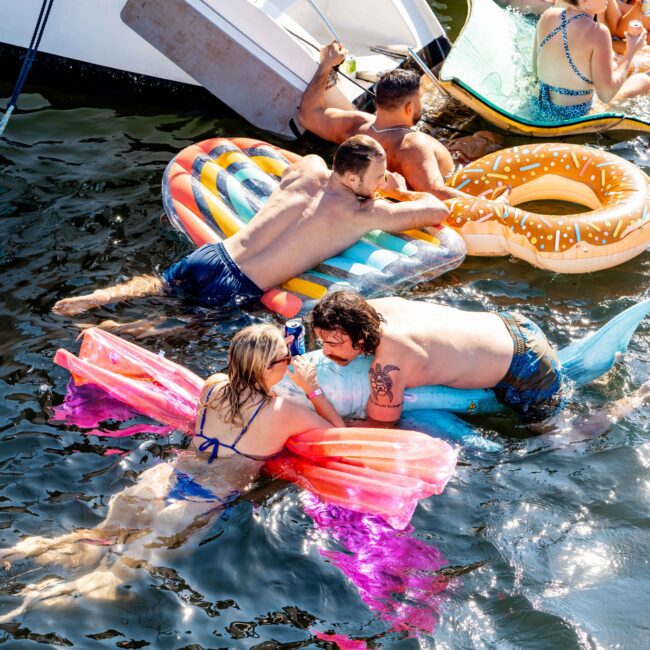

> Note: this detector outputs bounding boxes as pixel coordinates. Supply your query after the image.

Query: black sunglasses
[268,346,292,368]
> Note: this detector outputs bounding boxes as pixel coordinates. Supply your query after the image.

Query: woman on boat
[0,323,346,620]
[533,0,650,121]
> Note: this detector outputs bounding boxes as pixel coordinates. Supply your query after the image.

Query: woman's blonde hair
[201,323,286,425]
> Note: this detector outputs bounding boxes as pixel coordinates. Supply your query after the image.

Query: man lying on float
[308,290,649,426]
[52,136,447,317]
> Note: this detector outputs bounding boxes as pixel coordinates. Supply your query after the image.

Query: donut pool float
[445,143,650,273]
[162,137,466,317]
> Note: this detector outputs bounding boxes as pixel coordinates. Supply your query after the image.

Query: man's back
[368,297,514,389]
[225,156,374,288]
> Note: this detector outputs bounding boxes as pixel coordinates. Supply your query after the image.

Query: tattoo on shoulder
[369,362,400,403]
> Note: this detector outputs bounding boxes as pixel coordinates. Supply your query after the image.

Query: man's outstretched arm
[52,274,165,316]
[298,41,367,143]
[368,171,449,232]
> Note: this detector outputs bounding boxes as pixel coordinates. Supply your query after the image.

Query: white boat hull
[1,0,450,137]
[0,0,198,85]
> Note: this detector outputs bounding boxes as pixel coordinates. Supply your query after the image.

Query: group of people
[50,18,650,455]
[5,4,649,621]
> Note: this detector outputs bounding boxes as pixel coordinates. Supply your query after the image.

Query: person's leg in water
[0,464,175,569]
[0,456,265,620]
[532,380,650,441]
[609,71,650,101]
[52,274,165,316]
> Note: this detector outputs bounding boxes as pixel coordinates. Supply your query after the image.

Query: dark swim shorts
[494,311,563,421]
[161,242,263,307]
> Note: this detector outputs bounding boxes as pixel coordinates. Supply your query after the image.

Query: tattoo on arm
[369,363,401,403]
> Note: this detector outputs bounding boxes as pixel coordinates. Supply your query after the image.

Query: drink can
[342,56,357,76]
[628,20,644,36]
[285,319,306,356]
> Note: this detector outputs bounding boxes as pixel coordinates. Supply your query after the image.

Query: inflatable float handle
[261,288,303,318]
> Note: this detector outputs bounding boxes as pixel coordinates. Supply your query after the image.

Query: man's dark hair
[332,134,384,177]
[375,69,421,110]
[308,290,385,355]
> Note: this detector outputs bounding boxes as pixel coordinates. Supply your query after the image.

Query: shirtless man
[52,136,448,317]
[299,42,492,202]
[309,290,564,423]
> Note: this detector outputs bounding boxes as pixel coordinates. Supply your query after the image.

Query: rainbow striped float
[162,137,466,317]
[446,143,650,273]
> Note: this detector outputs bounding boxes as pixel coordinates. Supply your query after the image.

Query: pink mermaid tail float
[54,328,456,529]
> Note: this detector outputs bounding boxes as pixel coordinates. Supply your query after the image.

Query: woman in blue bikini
[0,324,345,620]
[533,0,649,121]
[192,323,344,464]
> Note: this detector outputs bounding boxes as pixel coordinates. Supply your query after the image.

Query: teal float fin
[399,410,503,452]
[558,298,650,385]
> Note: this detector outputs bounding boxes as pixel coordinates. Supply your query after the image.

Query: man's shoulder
[281,155,329,186]
[401,129,443,151]
[294,154,328,169]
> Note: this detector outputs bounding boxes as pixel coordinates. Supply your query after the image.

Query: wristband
[307,387,323,400]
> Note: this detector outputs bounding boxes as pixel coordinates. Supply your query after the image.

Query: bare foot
[84,318,190,339]
[52,291,110,316]
[1,532,109,569]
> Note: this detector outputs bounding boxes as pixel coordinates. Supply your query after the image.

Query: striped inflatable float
[162,137,466,317]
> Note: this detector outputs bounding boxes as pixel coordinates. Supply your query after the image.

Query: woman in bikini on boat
[533,0,649,121]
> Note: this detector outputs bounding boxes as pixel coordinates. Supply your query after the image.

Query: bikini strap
[195,394,267,464]
[230,398,266,450]
[539,9,590,50]
[196,384,222,463]
[559,9,593,85]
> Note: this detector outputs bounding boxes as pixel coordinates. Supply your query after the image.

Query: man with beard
[309,290,563,424]
[299,42,502,202]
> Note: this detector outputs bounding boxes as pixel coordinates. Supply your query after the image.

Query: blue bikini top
[538,9,593,97]
[195,384,267,464]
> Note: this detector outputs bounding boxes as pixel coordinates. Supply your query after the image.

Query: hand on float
[320,41,347,69]
[286,355,319,394]
[378,171,409,200]
[491,186,511,204]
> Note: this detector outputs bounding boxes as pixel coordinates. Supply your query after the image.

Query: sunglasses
[268,346,292,368]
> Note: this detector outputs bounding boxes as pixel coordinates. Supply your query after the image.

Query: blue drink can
[285,318,306,356]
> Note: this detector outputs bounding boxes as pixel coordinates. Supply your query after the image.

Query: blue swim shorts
[494,311,563,421]
[161,242,263,307]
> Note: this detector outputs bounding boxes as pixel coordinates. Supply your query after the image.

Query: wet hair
[375,69,421,110]
[201,323,285,425]
[332,134,385,177]
[308,290,385,356]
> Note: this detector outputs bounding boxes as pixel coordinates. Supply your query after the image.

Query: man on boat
[299,42,506,202]
[52,135,448,317]
[309,290,564,424]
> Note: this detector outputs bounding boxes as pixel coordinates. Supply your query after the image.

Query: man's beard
[325,353,350,365]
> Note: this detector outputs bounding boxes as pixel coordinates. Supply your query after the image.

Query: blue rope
[0,0,55,137]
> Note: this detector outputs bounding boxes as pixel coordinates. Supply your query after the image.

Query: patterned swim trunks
[494,311,563,421]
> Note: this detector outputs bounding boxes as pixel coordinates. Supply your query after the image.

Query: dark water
[1,3,650,648]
